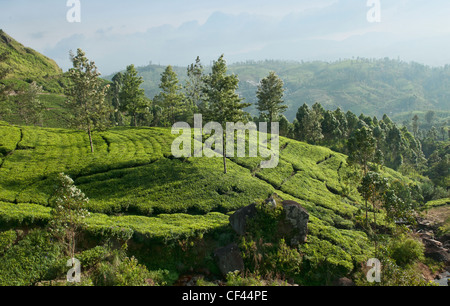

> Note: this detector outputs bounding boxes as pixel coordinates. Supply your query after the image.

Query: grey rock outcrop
[214,243,245,277]
[229,196,309,247]
[280,200,310,246]
[229,203,258,236]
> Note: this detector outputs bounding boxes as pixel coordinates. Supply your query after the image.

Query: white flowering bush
[48,173,90,259]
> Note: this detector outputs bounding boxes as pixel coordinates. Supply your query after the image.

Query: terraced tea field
[0,121,401,275]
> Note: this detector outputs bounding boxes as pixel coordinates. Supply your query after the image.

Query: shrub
[91,256,152,286]
[389,237,424,267]
[0,229,64,286]
[78,246,110,269]
[0,230,17,255]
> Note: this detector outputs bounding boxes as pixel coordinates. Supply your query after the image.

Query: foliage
[388,237,424,267]
[91,246,153,286]
[294,103,323,144]
[155,65,185,126]
[0,30,62,83]
[48,173,90,258]
[8,81,45,126]
[65,49,111,153]
[0,230,17,255]
[256,71,287,123]
[185,56,205,115]
[119,64,150,127]
[0,120,430,286]
[0,229,64,286]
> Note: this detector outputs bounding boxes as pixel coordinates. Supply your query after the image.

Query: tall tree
[256,71,287,123]
[185,56,204,111]
[412,114,419,139]
[358,171,388,227]
[119,64,149,127]
[110,72,124,126]
[48,173,90,260]
[347,126,377,175]
[425,110,435,126]
[321,110,341,142]
[202,55,251,174]
[13,81,44,126]
[65,49,110,153]
[295,103,323,144]
[156,65,185,126]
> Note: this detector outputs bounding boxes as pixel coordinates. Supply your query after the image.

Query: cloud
[38,0,450,75]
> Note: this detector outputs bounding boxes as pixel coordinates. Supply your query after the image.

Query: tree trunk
[87,124,94,153]
[365,199,369,228]
[223,131,227,174]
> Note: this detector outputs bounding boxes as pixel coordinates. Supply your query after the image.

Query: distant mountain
[0,30,65,93]
[117,58,450,121]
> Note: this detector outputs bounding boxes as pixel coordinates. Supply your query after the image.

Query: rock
[279,200,310,246]
[229,197,310,246]
[214,243,245,277]
[265,196,277,208]
[229,204,257,236]
[333,277,355,286]
[425,247,450,264]
[423,237,444,248]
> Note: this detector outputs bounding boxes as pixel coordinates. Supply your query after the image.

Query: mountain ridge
[110,58,450,121]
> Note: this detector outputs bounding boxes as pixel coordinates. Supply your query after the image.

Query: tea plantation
[0,121,418,285]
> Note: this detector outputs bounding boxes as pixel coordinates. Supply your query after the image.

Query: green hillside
[0,121,424,285]
[0,30,65,94]
[123,59,450,121]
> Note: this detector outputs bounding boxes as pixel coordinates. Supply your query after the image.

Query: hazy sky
[2,0,450,75]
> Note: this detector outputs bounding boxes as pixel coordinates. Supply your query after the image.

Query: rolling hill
[120,58,450,122]
[0,29,66,94]
[0,120,415,285]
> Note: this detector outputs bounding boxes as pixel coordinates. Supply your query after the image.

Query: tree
[425,110,435,126]
[412,114,419,139]
[156,65,185,126]
[202,55,251,174]
[358,171,388,227]
[347,126,377,175]
[256,71,287,123]
[294,103,323,144]
[110,72,124,126]
[13,81,44,126]
[48,173,90,260]
[383,181,418,225]
[65,49,110,153]
[185,56,204,112]
[119,64,149,127]
[278,114,291,137]
[346,110,359,136]
[321,110,341,142]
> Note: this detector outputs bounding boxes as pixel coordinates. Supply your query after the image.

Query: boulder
[425,247,450,264]
[214,243,245,277]
[333,277,355,286]
[423,237,450,264]
[229,198,310,247]
[229,203,257,236]
[279,200,310,246]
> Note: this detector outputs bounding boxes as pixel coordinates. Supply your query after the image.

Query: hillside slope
[0,121,414,283]
[0,30,65,93]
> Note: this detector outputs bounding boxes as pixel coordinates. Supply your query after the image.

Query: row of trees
[64,50,288,174]
[107,56,288,129]
[287,103,426,172]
